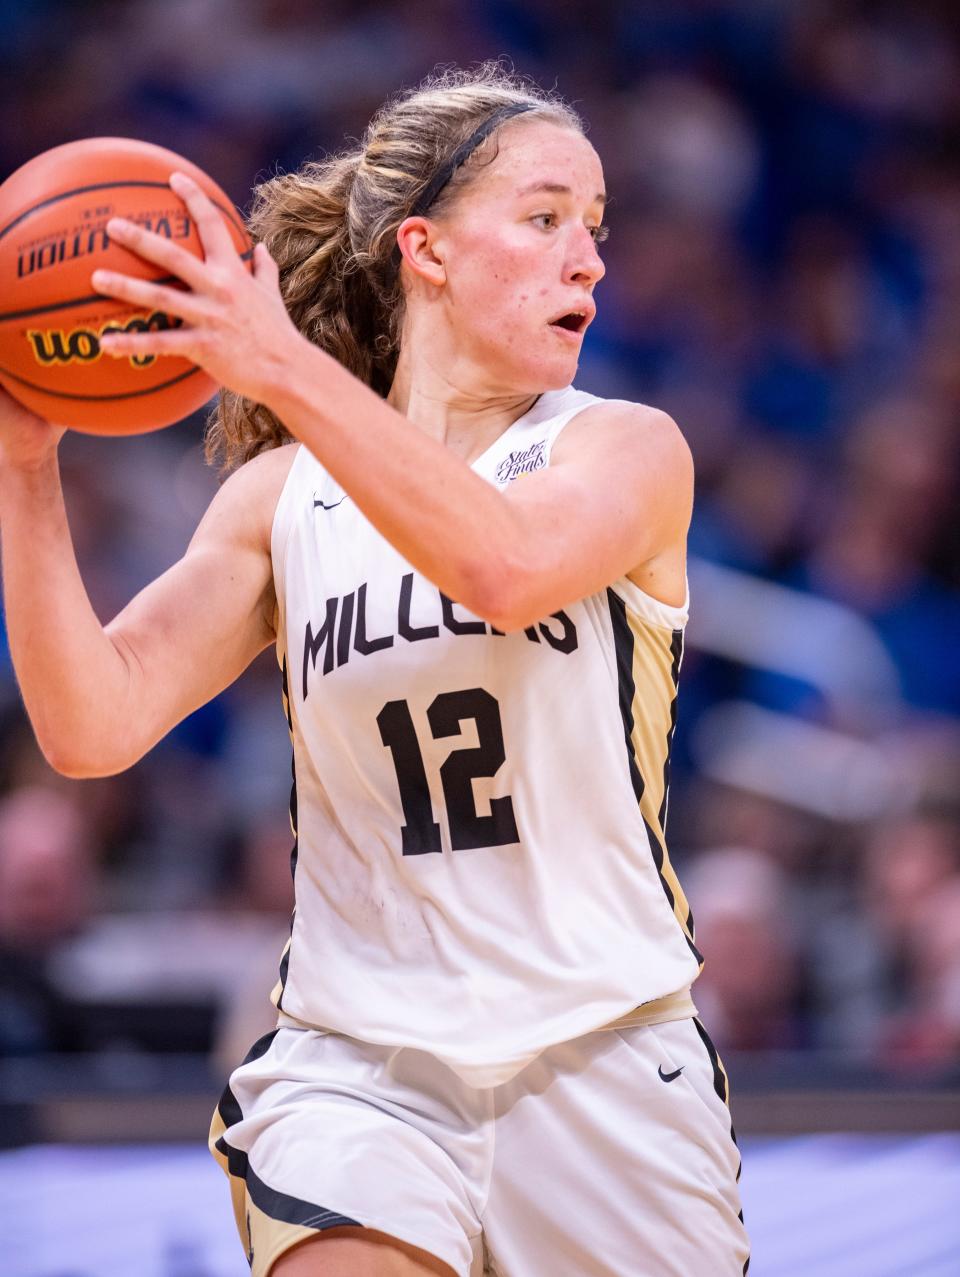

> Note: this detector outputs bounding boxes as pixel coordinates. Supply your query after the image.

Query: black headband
[409,102,536,218]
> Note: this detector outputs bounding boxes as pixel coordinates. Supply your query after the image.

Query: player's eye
[531,212,558,230]
[589,225,610,245]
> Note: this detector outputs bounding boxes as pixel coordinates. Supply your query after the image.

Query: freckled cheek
[456,246,549,341]
[498,293,541,338]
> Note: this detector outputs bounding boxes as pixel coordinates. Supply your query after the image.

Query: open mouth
[548,311,589,334]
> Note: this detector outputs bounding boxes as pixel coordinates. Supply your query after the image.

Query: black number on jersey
[376,688,519,855]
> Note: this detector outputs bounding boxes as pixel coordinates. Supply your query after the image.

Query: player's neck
[387,350,539,465]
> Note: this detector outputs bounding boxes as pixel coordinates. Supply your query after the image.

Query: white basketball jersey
[269,385,702,1087]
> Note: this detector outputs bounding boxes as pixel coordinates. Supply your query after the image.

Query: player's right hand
[0,385,66,472]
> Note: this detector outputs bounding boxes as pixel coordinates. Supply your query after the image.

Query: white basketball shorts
[209,1016,750,1277]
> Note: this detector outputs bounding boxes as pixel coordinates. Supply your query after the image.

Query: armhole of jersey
[608,573,689,631]
[546,392,690,631]
[270,443,308,642]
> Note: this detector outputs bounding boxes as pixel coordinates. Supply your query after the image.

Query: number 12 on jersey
[377,688,519,855]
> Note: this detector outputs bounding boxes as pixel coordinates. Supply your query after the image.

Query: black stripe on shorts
[216,1136,360,1232]
[216,1029,280,1130]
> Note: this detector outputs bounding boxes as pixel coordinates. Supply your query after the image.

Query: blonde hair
[205,62,582,470]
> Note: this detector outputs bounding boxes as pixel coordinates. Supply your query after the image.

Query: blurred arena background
[1,1,959,1274]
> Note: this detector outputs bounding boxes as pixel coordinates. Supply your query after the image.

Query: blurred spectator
[683,846,806,1053]
[809,807,960,1067]
[790,395,960,715]
[877,874,960,1074]
[0,786,97,1055]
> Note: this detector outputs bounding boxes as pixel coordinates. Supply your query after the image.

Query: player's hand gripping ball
[0,138,255,434]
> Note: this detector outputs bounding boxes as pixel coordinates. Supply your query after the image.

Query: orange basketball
[0,137,253,434]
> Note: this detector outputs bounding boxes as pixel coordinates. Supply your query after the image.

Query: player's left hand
[91,172,306,405]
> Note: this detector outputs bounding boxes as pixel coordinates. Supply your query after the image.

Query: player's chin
[486,330,580,391]
[512,342,581,390]
[539,352,581,390]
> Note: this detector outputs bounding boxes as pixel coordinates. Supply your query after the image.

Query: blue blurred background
[0,2,958,1274]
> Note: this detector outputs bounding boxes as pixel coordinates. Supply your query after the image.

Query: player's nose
[563,224,606,287]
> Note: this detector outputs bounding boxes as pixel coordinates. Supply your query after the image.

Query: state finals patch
[495,438,547,483]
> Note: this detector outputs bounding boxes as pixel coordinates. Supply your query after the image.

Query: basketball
[0,138,253,435]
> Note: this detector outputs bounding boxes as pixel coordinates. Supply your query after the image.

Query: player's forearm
[267,342,527,623]
[0,455,133,774]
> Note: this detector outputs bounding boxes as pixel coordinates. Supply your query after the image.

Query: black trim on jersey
[658,629,683,833]
[276,656,299,1011]
[661,629,697,943]
[282,656,294,732]
[606,589,645,803]
[607,590,703,966]
[216,1136,361,1232]
[669,628,683,685]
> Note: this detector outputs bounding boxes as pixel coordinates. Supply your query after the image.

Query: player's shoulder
[555,395,692,472]
[196,441,301,552]
[565,394,683,437]
[217,440,300,500]
[228,438,301,480]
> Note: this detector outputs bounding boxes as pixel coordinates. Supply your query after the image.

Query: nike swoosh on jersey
[313,495,346,510]
[658,1064,685,1083]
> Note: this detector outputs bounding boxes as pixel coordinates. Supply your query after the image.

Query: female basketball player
[0,68,749,1277]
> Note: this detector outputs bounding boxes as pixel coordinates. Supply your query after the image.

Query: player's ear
[396,217,446,287]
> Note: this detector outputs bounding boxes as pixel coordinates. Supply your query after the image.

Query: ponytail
[205,152,395,469]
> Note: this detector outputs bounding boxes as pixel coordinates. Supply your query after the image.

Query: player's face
[436,121,607,391]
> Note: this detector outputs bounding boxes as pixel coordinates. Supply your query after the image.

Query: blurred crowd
[0,0,958,1083]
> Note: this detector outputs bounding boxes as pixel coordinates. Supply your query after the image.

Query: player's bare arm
[0,397,293,777]
[97,443,294,773]
[92,173,690,633]
[269,369,693,627]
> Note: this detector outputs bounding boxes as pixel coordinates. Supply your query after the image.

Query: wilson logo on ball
[27,311,184,369]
